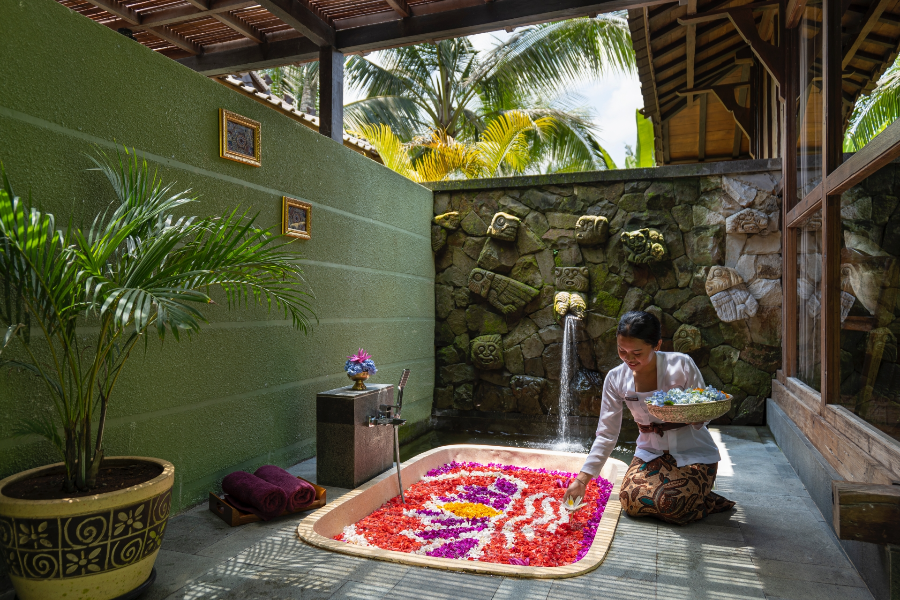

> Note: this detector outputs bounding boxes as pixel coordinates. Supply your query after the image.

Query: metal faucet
[367,369,410,503]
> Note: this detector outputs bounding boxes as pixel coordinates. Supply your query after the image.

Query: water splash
[557,314,580,449]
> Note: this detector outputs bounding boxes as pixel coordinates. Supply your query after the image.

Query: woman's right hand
[564,478,587,502]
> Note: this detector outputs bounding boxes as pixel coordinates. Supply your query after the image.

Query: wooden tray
[209,476,326,527]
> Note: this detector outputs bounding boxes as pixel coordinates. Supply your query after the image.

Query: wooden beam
[334,0,674,54]
[81,0,202,54]
[319,46,344,142]
[677,1,778,25]
[733,64,750,157]
[385,0,411,18]
[833,481,900,545]
[699,92,708,161]
[107,0,258,31]
[257,0,335,47]
[843,0,893,69]
[785,0,808,28]
[686,0,697,108]
[212,11,267,43]
[178,36,319,75]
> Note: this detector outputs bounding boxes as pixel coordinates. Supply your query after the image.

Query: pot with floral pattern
[0,456,174,600]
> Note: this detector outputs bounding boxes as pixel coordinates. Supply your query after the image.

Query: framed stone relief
[283,197,311,240]
[219,109,261,167]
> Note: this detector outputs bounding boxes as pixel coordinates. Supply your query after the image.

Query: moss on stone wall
[432,167,783,427]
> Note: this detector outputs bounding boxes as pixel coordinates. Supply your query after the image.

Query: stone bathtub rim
[296,444,625,579]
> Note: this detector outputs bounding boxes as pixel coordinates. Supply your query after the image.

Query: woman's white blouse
[580,351,722,478]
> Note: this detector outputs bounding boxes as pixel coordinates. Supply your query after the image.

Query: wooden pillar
[821,0,843,409]
[318,46,344,143]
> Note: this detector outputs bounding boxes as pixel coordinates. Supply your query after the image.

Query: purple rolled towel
[222,471,287,520]
[254,465,316,511]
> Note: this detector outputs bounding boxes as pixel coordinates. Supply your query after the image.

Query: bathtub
[297,445,625,578]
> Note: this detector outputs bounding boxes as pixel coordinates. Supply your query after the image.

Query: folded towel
[222,471,287,520]
[254,465,316,511]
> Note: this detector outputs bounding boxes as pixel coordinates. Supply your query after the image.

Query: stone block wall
[429,161,784,427]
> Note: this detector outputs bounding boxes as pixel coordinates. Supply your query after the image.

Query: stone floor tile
[737,507,851,568]
[548,576,654,600]
[142,550,220,600]
[491,577,552,600]
[758,577,875,600]
[232,531,329,571]
[719,492,814,511]
[752,558,866,588]
[326,579,395,600]
[196,521,302,562]
[715,427,763,442]
[655,548,765,600]
[657,520,746,542]
[163,512,241,555]
[168,564,344,600]
[389,568,501,600]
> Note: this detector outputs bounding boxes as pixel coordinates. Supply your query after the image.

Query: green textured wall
[0,0,435,514]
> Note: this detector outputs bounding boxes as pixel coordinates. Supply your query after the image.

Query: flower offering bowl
[347,371,369,391]
[646,396,732,423]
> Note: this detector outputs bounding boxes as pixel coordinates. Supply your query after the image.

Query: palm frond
[845,58,900,151]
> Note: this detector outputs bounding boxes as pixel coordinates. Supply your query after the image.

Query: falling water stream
[556,314,581,450]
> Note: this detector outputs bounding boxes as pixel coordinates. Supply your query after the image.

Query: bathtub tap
[367,369,410,503]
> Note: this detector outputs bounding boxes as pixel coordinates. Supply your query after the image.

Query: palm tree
[844,57,900,151]
[265,63,320,115]
[344,15,635,173]
[355,110,557,181]
[0,149,314,492]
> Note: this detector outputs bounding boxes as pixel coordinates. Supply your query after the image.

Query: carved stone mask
[726,208,769,235]
[673,324,702,353]
[575,215,609,245]
[487,212,520,241]
[705,266,744,296]
[621,228,668,263]
[554,267,590,292]
[470,334,504,370]
[468,268,494,296]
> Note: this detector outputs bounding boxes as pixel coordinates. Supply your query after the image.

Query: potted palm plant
[0,149,314,600]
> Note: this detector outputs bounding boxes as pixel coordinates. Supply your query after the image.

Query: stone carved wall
[433,166,783,426]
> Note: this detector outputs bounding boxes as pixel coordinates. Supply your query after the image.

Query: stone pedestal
[316,383,394,489]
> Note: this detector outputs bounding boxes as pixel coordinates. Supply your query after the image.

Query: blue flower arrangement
[648,387,728,407]
[345,348,378,376]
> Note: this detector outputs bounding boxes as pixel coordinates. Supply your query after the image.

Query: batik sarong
[619,453,735,525]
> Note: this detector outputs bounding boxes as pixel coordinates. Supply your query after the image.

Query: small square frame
[220,109,261,167]
[283,197,312,240]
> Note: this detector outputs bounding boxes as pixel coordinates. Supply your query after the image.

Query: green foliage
[345,15,636,175]
[624,110,655,168]
[844,57,900,151]
[263,64,320,115]
[354,111,558,181]
[0,148,315,492]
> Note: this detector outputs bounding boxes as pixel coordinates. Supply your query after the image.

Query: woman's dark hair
[617,311,662,346]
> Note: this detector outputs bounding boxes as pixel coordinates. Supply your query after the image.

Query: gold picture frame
[220,109,261,167]
[283,197,311,240]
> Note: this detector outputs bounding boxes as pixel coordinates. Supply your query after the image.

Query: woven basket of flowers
[646,388,732,423]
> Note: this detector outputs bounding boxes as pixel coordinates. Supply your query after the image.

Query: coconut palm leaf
[845,59,900,151]
[634,109,656,167]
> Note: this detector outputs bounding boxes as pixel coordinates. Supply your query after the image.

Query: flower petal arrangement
[345,348,377,376]
[334,462,613,567]
[648,386,729,407]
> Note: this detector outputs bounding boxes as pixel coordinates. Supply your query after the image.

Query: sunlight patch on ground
[709,429,735,477]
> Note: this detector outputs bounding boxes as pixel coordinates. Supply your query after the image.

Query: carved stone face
[554,291,570,318]
[621,228,668,263]
[554,267,590,292]
[470,334,504,370]
[510,375,546,404]
[468,268,494,296]
[433,211,461,230]
[726,208,769,235]
[487,212,520,241]
[575,215,609,246]
[705,266,744,296]
[673,324,702,353]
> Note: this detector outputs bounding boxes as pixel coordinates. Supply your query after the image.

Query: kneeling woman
[564,311,734,524]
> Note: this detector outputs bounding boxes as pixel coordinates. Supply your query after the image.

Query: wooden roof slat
[257,0,335,45]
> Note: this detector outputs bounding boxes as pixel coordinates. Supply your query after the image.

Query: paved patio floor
[3,426,874,600]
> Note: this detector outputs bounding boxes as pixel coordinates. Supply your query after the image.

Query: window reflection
[796,211,822,390]
[839,169,900,441]
[796,0,823,200]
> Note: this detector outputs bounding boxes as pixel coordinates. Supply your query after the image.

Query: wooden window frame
[783,0,900,414]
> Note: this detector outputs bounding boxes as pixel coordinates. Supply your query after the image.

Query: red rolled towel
[254,465,316,511]
[222,471,287,520]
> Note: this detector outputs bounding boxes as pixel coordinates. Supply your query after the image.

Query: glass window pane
[839,165,900,442]
[796,0,823,200]
[796,210,822,390]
